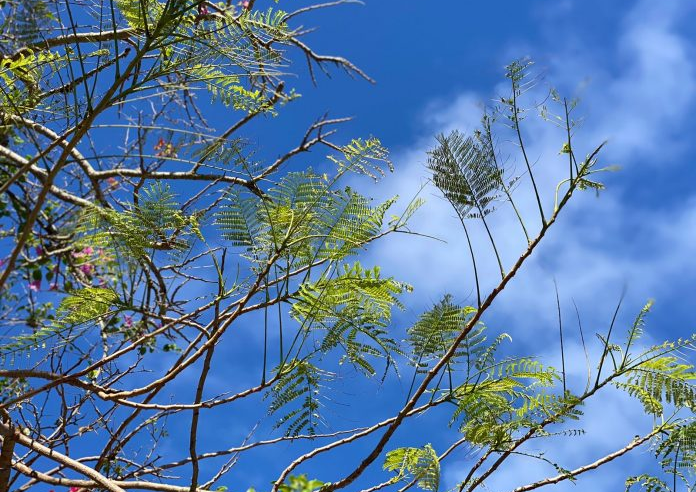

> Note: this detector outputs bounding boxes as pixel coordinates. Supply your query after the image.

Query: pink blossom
[79,264,95,277]
[124,315,133,328]
[82,246,94,255]
[35,246,44,256]
[69,487,80,492]
[29,280,41,292]
[49,283,59,291]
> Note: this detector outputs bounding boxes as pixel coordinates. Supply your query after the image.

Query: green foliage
[0,0,55,46]
[57,287,120,326]
[383,444,440,491]
[78,182,201,259]
[0,376,30,403]
[406,295,477,370]
[451,359,564,448]
[655,422,696,487]
[215,171,397,266]
[164,62,279,114]
[627,421,696,492]
[428,130,502,221]
[328,137,393,181]
[277,475,324,492]
[623,300,655,365]
[114,0,164,30]
[216,187,261,248]
[267,359,330,436]
[0,49,61,113]
[619,356,696,414]
[625,475,671,492]
[0,287,120,360]
[614,303,696,416]
[291,262,408,376]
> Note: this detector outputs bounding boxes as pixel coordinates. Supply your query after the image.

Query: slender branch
[506,428,662,492]
[2,28,137,62]
[316,170,585,492]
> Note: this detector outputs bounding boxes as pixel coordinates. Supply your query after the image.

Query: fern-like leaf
[267,360,331,436]
[384,444,440,491]
[291,262,408,376]
[428,130,502,221]
[57,287,120,326]
[328,137,393,181]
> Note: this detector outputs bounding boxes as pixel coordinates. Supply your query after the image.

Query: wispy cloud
[363,0,696,489]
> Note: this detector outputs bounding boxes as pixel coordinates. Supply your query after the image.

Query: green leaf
[428,130,502,221]
[266,360,331,436]
[57,287,120,326]
[278,475,324,492]
[384,444,440,491]
[291,262,408,376]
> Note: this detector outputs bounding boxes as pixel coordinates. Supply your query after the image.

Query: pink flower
[29,280,41,292]
[79,264,95,277]
[35,246,44,256]
[124,315,133,328]
[49,283,59,291]
[69,487,80,492]
[82,246,94,255]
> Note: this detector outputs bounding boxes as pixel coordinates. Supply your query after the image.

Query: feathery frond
[328,137,393,181]
[428,130,502,221]
[78,182,200,259]
[618,356,696,415]
[383,444,440,491]
[406,295,477,371]
[291,262,408,376]
[216,171,397,266]
[267,359,331,436]
[57,287,120,326]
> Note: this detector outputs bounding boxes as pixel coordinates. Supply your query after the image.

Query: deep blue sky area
[166,0,696,490]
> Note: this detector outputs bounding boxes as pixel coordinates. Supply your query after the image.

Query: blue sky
[6,0,696,491]
[211,0,696,490]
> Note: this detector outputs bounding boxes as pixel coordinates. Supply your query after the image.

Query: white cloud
[581,0,696,162]
[367,0,696,327]
[363,0,696,489]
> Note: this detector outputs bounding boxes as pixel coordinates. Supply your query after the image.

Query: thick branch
[11,460,214,492]
[0,421,126,492]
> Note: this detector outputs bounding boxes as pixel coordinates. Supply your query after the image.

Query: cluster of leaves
[384,444,440,491]
[428,131,502,222]
[291,262,409,377]
[215,143,397,269]
[77,182,202,258]
[267,359,329,437]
